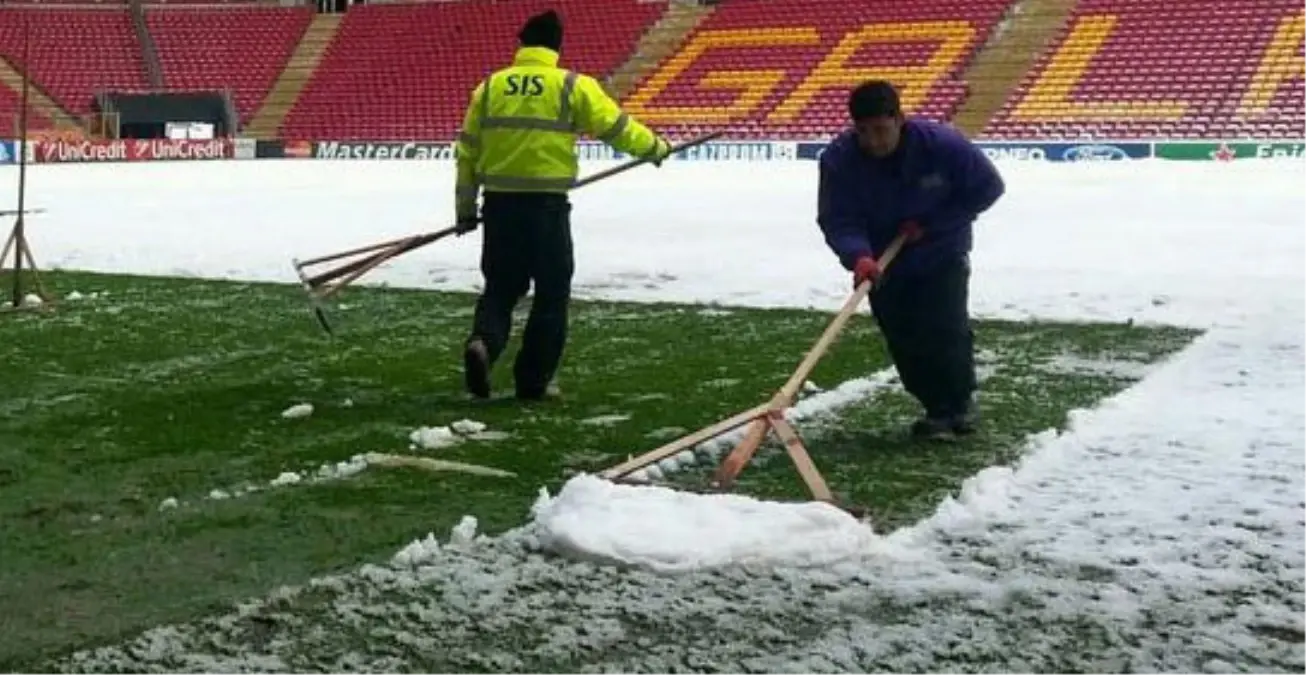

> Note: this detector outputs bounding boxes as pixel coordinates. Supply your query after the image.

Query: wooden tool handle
[774,232,907,406]
[600,402,772,479]
[572,130,725,188]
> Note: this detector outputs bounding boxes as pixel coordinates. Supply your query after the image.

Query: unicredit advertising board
[35,139,232,163]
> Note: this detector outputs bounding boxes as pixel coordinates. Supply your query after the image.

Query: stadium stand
[0,7,147,118]
[0,0,1300,142]
[145,6,313,126]
[981,0,1305,139]
[280,0,665,141]
[618,0,1014,140]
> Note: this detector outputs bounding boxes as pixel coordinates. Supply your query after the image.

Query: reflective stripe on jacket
[454,46,665,217]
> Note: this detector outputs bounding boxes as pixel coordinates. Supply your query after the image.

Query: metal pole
[11,20,31,308]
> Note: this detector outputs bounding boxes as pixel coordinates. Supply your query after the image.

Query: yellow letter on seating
[623,27,822,124]
[1236,11,1304,119]
[766,20,976,124]
[1010,14,1188,121]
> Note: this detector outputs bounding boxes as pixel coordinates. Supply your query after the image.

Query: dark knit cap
[848,80,902,121]
[519,10,563,51]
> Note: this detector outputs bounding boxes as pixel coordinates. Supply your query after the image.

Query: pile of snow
[392,515,483,567]
[529,473,884,573]
[409,425,458,449]
[451,419,487,434]
[280,403,313,419]
[410,418,496,450]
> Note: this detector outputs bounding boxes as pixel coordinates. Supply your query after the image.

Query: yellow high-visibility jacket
[454,46,668,219]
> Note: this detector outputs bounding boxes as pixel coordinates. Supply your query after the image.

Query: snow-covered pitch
[6,155,1304,671]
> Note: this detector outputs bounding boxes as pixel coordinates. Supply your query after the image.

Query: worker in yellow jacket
[453,8,671,401]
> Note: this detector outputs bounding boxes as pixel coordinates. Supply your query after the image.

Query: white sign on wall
[166,122,215,140]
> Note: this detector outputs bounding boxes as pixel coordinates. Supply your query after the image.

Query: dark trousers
[869,256,977,419]
[468,191,575,396]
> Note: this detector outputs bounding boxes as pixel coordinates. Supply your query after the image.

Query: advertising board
[577,141,797,161]
[1154,141,1305,161]
[35,139,232,163]
[977,142,1151,162]
[312,141,453,160]
[798,140,1153,162]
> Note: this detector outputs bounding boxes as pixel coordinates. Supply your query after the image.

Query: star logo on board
[1210,143,1237,162]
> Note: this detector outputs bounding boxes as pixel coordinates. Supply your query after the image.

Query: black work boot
[909,416,956,442]
[950,395,980,435]
[463,338,492,399]
[516,380,561,402]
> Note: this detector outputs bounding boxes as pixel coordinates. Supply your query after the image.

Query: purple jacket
[816,119,1005,276]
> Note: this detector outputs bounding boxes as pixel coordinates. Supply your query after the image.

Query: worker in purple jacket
[817,80,1005,440]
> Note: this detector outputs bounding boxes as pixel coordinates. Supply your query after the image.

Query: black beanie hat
[519,10,563,51]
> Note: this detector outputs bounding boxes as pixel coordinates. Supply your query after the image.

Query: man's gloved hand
[455,185,480,234]
[852,255,881,288]
[455,191,479,234]
[650,137,672,167]
[455,212,479,234]
[899,219,924,242]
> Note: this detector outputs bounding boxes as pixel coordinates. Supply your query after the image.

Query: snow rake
[290,130,726,336]
[598,232,907,517]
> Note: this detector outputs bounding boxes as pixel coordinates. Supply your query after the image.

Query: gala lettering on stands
[36,139,232,163]
[623,20,979,124]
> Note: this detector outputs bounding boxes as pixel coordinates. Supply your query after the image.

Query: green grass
[675,320,1198,530]
[0,271,1199,669]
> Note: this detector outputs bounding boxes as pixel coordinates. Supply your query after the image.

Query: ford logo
[1062,144,1128,161]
